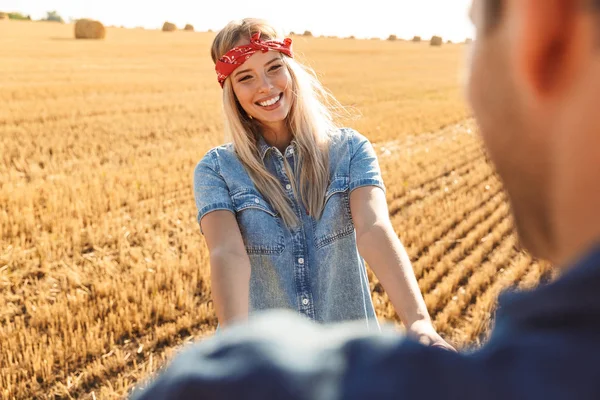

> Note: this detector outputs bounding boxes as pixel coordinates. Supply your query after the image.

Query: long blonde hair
[211,18,348,227]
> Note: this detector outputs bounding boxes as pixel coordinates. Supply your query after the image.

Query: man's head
[467,0,600,264]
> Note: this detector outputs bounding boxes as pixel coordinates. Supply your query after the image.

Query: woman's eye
[238,75,251,82]
[269,64,282,72]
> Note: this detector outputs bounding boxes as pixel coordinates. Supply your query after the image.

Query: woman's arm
[350,186,454,350]
[350,186,429,326]
[201,210,251,328]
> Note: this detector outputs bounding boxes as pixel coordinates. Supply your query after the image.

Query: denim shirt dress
[193,128,385,331]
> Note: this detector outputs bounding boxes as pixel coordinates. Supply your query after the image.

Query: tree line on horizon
[0,10,63,22]
[0,11,473,45]
[292,31,472,46]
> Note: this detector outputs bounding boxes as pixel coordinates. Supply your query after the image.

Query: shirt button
[298,258,304,264]
[285,184,291,190]
[254,198,260,204]
[302,298,309,305]
[289,148,294,154]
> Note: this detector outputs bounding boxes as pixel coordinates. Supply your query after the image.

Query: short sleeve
[193,151,235,234]
[348,130,386,194]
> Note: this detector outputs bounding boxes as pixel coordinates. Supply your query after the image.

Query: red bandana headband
[215,32,293,88]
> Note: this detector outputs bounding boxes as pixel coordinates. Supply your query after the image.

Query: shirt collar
[257,135,271,160]
[257,135,297,160]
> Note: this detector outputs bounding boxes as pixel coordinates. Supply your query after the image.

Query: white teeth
[258,94,280,107]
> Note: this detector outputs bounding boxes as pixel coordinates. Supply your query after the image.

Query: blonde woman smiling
[195,18,452,350]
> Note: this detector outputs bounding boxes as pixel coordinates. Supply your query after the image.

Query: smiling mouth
[256,93,283,107]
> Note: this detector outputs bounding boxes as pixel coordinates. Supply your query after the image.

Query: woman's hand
[407,319,457,352]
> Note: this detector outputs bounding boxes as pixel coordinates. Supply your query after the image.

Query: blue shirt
[193,128,385,330]
[131,246,600,399]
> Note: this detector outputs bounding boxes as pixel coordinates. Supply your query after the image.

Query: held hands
[407,319,457,352]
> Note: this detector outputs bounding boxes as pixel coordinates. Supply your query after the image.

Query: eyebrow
[234,57,282,77]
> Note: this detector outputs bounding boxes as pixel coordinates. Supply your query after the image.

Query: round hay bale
[184,24,194,31]
[411,36,421,43]
[162,22,176,32]
[430,35,443,46]
[387,34,397,41]
[74,19,106,39]
[0,12,8,20]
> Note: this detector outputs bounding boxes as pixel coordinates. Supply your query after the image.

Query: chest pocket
[231,190,285,255]
[312,177,354,249]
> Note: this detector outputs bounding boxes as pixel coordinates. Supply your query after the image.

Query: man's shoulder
[130,310,475,400]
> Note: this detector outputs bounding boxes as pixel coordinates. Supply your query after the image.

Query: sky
[3,0,474,42]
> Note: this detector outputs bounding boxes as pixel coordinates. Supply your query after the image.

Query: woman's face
[230,46,293,131]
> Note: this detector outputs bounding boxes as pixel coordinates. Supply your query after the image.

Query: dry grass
[0,20,551,399]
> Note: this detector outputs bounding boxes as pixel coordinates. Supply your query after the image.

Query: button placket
[260,139,315,320]
[296,256,313,316]
[281,151,312,319]
[273,153,294,196]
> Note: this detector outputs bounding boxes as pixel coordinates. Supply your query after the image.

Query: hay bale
[162,22,176,32]
[74,19,106,39]
[302,30,313,37]
[411,36,421,43]
[387,34,397,41]
[184,24,194,31]
[430,35,443,46]
[465,38,473,44]
[0,12,8,20]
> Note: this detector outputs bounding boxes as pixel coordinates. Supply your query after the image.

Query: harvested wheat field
[0,20,552,399]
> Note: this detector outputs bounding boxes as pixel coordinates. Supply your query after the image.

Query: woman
[194,18,453,350]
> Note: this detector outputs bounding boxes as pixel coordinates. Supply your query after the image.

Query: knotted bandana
[215,32,293,88]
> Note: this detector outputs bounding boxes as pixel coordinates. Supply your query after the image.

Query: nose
[256,72,273,93]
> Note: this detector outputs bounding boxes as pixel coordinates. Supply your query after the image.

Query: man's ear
[509,0,590,99]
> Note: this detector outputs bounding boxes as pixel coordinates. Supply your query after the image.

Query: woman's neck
[260,122,292,154]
